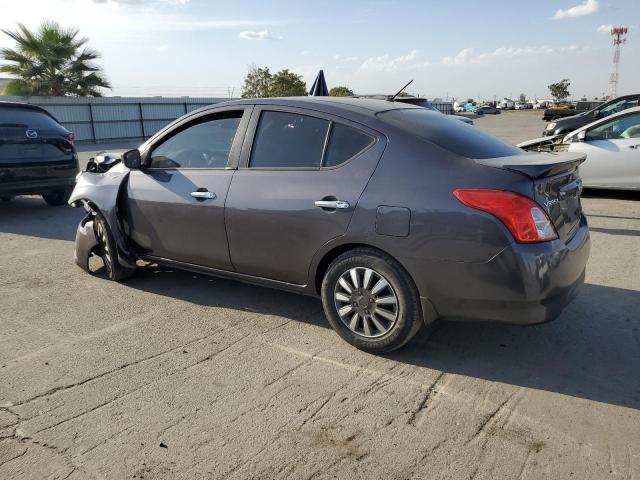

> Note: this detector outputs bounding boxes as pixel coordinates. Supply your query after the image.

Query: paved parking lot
[1,112,639,479]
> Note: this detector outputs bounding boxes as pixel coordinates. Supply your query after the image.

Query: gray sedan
[70,97,589,353]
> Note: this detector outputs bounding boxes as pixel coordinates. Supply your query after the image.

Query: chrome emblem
[25,129,38,139]
[544,198,560,208]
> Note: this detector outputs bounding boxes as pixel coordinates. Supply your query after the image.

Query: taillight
[65,132,75,142]
[453,189,558,243]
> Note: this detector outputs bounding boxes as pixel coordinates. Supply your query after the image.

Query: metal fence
[1,96,229,142]
[2,96,455,143]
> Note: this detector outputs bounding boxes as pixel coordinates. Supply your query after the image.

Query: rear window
[378,108,522,159]
[0,107,63,130]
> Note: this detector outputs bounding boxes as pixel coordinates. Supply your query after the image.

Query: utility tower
[608,26,628,99]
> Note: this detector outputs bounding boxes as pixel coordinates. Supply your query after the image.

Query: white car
[518,106,640,189]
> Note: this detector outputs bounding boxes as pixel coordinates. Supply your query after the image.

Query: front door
[124,109,249,270]
[225,107,385,285]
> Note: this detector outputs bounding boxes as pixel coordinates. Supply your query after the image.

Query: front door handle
[314,200,350,210]
[190,191,216,200]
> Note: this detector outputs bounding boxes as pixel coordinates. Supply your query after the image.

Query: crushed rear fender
[68,163,137,274]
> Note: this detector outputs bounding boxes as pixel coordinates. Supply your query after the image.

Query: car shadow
[394,282,640,410]
[0,196,83,241]
[123,263,640,411]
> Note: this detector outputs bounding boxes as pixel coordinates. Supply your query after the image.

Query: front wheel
[42,189,72,206]
[93,211,134,281]
[321,248,423,353]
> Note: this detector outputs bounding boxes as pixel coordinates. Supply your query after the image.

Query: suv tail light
[453,189,558,243]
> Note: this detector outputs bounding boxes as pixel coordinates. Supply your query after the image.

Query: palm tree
[0,21,110,97]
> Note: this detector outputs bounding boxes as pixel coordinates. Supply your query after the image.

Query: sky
[0,0,638,100]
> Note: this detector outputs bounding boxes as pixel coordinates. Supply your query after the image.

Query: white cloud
[553,0,599,20]
[238,29,280,40]
[92,0,189,3]
[360,49,420,72]
[157,45,169,51]
[597,24,612,33]
[442,48,473,66]
[300,50,310,56]
[333,54,358,62]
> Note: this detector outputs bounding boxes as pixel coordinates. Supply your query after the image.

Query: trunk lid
[477,152,585,242]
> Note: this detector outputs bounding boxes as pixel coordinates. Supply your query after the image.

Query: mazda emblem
[25,129,38,139]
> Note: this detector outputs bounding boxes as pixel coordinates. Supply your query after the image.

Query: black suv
[0,102,78,205]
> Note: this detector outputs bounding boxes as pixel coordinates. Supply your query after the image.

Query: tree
[519,93,527,103]
[270,69,306,97]
[241,65,272,98]
[329,86,354,97]
[548,79,571,102]
[0,21,110,96]
[240,66,306,98]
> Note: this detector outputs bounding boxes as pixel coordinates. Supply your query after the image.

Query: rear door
[225,106,385,285]
[569,112,640,188]
[124,108,250,270]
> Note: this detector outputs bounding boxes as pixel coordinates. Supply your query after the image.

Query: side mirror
[576,130,587,142]
[123,149,142,169]
[593,110,601,119]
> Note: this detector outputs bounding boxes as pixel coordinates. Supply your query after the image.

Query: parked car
[475,105,501,115]
[0,102,77,205]
[520,106,640,189]
[70,97,589,353]
[543,94,639,136]
[542,100,606,122]
[393,97,473,125]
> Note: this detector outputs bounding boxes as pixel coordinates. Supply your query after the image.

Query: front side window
[250,111,329,168]
[599,98,639,118]
[586,113,640,141]
[149,114,242,169]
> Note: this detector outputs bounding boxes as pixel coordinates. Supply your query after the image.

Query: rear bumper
[410,215,590,325]
[0,177,76,196]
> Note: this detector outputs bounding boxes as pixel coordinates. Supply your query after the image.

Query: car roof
[0,101,58,119]
[195,96,421,119]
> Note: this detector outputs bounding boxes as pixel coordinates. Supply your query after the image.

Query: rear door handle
[314,200,350,210]
[190,191,216,200]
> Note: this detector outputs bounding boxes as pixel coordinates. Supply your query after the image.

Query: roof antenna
[389,80,413,102]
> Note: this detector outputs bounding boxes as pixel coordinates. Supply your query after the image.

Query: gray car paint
[70,97,590,326]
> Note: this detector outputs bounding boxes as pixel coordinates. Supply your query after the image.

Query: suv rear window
[0,107,63,130]
[378,108,522,159]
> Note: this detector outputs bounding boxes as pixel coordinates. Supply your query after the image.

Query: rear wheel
[93,211,132,281]
[321,248,423,353]
[42,189,71,206]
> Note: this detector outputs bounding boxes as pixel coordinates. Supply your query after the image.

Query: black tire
[42,189,71,206]
[321,248,423,353]
[93,211,132,281]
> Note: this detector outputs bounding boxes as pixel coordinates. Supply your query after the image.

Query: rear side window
[0,107,63,130]
[378,108,522,159]
[250,111,329,168]
[324,123,374,167]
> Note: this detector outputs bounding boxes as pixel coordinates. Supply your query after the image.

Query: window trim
[142,107,251,171]
[239,105,379,171]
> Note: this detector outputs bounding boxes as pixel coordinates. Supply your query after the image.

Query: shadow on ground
[122,262,640,411]
[0,196,83,241]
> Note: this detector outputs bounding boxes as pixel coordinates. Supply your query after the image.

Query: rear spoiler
[475,152,586,179]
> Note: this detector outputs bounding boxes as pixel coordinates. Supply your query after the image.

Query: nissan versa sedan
[0,102,78,205]
[69,97,590,353]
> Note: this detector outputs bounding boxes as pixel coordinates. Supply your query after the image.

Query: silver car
[519,106,640,190]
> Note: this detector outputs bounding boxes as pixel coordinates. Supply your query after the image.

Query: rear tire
[321,248,423,353]
[93,211,133,281]
[42,189,71,206]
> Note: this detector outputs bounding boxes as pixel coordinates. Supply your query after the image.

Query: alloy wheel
[334,267,399,338]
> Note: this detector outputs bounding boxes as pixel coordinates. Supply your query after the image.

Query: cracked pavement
[1,114,640,479]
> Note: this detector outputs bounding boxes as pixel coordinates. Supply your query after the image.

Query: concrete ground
[1,111,639,479]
